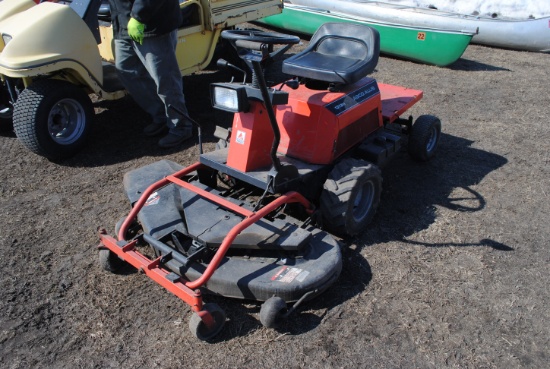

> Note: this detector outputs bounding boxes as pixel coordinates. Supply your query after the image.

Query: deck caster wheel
[114,217,140,240]
[98,249,124,273]
[408,114,441,161]
[189,303,226,341]
[260,296,287,328]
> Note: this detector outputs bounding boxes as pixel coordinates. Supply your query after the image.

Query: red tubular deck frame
[99,161,315,313]
[98,232,205,311]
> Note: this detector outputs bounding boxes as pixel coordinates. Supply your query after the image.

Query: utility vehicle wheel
[321,158,382,237]
[260,296,287,328]
[189,303,226,341]
[98,249,124,273]
[408,115,441,162]
[13,79,94,160]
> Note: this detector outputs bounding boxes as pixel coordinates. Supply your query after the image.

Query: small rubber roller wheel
[260,296,287,328]
[189,303,226,341]
[98,249,124,273]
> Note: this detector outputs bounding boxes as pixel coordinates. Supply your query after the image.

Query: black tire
[408,114,441,162]
[13,79,94,160]
[189,303,226,341]
[320,158,382,237]
[114,217,141,241]
[98,249,125,273]
[259,296,287,328]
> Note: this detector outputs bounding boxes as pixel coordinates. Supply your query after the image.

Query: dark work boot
[143,122,168,137]
[158,129,193,148]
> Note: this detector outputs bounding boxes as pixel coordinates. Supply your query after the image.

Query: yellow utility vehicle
[0,0,282,159]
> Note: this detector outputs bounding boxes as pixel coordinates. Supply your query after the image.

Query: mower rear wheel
[260,296,287,328]
[189,303,226,341]
[13,79,93,160]
[321,158,382,237]
[408,115,441,161]
[98,249,125,273]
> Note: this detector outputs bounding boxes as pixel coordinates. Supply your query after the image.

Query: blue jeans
[114,31,191,136]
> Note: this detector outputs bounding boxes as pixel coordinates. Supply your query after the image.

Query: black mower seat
[282,22,380,85]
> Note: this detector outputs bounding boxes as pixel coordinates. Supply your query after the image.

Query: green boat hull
[257,4,473,66]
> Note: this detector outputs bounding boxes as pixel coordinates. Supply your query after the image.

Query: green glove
[128,17,145,44]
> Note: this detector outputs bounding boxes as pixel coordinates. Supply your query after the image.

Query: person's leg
[135,31,192,137]
[114,38,167,128]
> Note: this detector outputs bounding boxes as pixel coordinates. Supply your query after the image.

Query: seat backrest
[282,22,380,85]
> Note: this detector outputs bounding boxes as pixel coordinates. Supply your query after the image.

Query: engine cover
[277,77,382,164]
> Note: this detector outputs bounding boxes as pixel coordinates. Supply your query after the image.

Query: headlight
[211,83,249,113]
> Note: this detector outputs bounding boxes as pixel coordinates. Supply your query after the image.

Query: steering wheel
[221,29,300,46]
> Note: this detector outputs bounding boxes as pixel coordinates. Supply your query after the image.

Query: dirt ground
[1,30,549,368]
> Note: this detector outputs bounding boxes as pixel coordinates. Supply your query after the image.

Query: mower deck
[112,159,343,302]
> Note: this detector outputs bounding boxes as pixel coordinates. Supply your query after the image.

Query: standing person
[108,0,193,148]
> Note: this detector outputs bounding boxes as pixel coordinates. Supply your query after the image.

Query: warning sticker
[235,130,246,145]
[271,266,309,283]
[145,191,160,206]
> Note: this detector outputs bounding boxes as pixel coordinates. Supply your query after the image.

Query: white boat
[291,0,550,52]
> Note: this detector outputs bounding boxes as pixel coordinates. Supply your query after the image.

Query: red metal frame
[226,101,276,172]
[100,161,315,315]
[98,232,205,312]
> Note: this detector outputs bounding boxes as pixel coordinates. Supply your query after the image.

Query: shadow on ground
[354,132,510,250]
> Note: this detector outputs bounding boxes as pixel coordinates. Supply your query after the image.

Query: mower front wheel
[13,79,94,160]
[260,296,287,328]
[408,115,441,161]
[189,303,226,341]
[321,158,382,237]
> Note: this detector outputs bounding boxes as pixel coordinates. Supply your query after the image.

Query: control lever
[217,59,248,84]
[282,79,300,90]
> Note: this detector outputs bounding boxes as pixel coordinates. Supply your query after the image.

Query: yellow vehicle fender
[0,0,36,24]
[0,2,103,85]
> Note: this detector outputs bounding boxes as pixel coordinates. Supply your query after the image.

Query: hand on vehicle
[128,18,145,44]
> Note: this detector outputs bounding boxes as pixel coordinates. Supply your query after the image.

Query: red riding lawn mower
[97,23,441,340]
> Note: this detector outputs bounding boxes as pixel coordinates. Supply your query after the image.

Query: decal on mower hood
[271,266,310,283]
[145,191,160,206]
[235,130,246,145]
[325,80,380,116]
